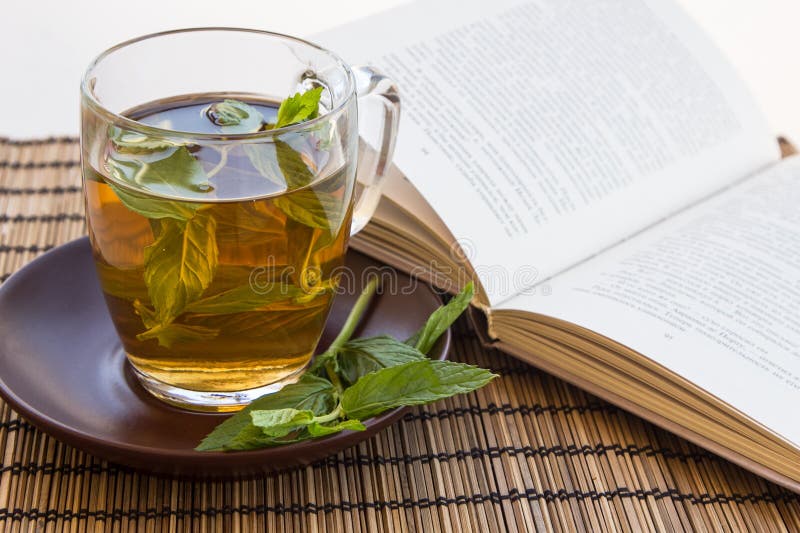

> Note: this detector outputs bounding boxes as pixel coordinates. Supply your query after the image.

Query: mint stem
[313,404,344,424]
[206,145,230,179]
[328,276,380,352]
[318,276,379,393]
[325,361,344,394]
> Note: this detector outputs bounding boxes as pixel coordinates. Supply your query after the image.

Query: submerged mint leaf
[275,140,315,189]
[137,321,219,348]
[275,87,323,129]
[243,139,319,189]
[183,282,320,315]
[205,99,265,134]
[411,282,474,354]
[108,146,211,198]
[95,263,149,301]
[132,298,159,327]
[196,374,336,451]
[110,127,180,154]
[242,143,284,186]
[133,299,218,347]
[337,336,426,385]
[246,140,342,235]
[135,147,210,194]
[243,139,326,190]
[341,360,497,420]
[108,182,199,221]
[273,189,343,234]
[143,212,218,325]
[307,419,365,437]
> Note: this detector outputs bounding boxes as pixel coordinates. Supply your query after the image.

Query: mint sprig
[196,282,497,451]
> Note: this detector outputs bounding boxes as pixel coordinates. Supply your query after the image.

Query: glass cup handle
[349,65,401,236]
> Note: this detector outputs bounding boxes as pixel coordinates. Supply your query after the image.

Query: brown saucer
[0,237,449,478]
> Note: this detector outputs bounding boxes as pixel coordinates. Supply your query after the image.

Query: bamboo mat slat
[0,137,798,532]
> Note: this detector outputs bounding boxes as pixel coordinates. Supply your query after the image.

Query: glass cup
[80,28,399,412]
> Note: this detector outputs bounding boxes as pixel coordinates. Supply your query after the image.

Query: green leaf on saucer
[410,282,474,354]
[250,408,316,438]
[307,419,366,437]
[196,374,336,451]
[336,335,426,386]
[341,360,497,420]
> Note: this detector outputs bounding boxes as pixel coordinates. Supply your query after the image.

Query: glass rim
[80,27,356,141]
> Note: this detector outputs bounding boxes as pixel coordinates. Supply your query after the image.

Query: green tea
[83,94,354,409]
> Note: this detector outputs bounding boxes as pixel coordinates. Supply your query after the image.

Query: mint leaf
[411,282,474,354]
[137,322,219,348]
[213,201,287,246]
[95,263,148,301]
[210,407,364,450]
[337,336,426,385]
[248,140,341,235]
[107,146,210,198]
[195,374,336,451]
[242,143,284,186]
[219,424,276,451]
[133,299,219,347]
[132,298,158,325]
[110,127,179,154]
[275,140,315,189]
[341,360,497,420]
[243,140,324,188]
[143,212,218,325]
[135,147,210,195]
[273,190,342,234]
[191,304,328,341]
[307,419,366,437]
[275,87,323,129]
[108,182,199,221]
[205,99,265,134]
[184,283,312,315]
[250,408,316,438]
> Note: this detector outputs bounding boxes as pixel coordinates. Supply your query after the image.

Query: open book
[317,0,800,491]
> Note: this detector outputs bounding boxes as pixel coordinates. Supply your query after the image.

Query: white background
[0,0,798,142]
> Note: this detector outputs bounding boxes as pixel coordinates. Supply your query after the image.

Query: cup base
[131,363,309,413]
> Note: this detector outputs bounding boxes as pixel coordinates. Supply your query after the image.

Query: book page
[316,0,779,304]
[500,157,800,447]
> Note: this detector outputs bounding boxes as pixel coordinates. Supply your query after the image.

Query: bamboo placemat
[0,137,799,532]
